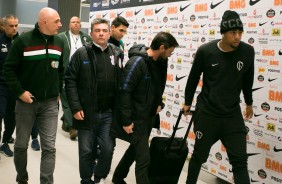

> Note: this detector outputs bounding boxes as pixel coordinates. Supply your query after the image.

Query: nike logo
[250,178,259,182]
[126,43,131,46]
[180,4,192,12]
[155,7,164,14]
[102,13,108,18]
[279,49,282,55]
[173,125,184,131]
[212,63,219,66]
[134,9,142,16]
[175,75,187,81]
[210,0,225,9]
[117,11,123,16]
[268,78,277,82]
[259,22,267,26]
[252,87,263,92]
[201,24,206,28]
[247,153,260,157]
[254,114,262,117]
[273,146,282,152]
[249,0,261,6]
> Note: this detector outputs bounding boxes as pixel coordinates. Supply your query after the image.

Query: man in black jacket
[183,10,254,184]
[58,16,91,140]
[65,18,122,184]
[0,14,18,157]
[110,32,179,184]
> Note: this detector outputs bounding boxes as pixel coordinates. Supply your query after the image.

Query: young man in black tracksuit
[110,32,179,184]
[183,10,254,184]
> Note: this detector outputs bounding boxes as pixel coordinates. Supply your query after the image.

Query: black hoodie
[111,44,167,143]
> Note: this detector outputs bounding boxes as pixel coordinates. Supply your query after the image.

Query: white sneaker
[95,178,105,184]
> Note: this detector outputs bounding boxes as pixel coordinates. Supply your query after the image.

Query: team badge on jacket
[51,61,59,68]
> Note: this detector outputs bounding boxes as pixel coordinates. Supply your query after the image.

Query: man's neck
[93,41,107,51]
[147,49,159,61]
[70,30,80,35]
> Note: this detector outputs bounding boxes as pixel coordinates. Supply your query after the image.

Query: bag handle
[166,109,194,154]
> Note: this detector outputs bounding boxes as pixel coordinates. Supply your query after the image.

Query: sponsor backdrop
[89,0,282,183]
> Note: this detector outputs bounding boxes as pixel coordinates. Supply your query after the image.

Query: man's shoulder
[127,55,145,65]
[108,43,122,54]
[57,31,68,38]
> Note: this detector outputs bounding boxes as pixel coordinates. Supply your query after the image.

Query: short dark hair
[150,31,179,50]
[111,16,129,28]
[90,18,110,32]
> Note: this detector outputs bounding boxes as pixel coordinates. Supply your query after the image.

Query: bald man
[3,7,64,184]
[58,16,91,140]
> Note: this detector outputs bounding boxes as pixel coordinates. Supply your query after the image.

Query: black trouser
[0,85,16,143]
[113,117,155,184]
[186,109,250,184]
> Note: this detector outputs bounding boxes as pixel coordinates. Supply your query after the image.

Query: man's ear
[111,25,115,30]
[159,44,165,51]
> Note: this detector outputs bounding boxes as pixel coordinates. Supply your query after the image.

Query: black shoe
[0,143,13,157]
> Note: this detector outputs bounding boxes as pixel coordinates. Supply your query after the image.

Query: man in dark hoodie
[183,10,254,184]
[110,31,179,184]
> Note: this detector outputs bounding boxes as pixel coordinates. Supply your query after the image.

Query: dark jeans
[0,85,16,143]
[78,110,114,184]
[186,109,250,184]
[14,98,58,184]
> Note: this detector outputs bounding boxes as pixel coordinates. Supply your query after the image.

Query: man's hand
[156,105,162,114]
[74,110,84,120]
[123,123,134,134]
[244,105,253,120]
[183,105,191,116]
[19,91,34,103]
